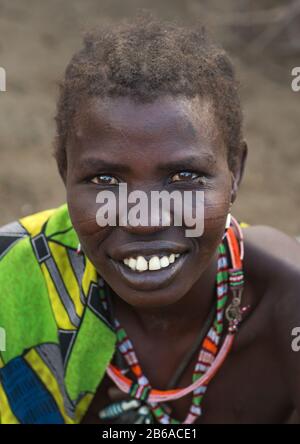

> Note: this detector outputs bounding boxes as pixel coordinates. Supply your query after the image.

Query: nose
[119,203,172,235]
[117,185,173,235]
[120,217,171,235]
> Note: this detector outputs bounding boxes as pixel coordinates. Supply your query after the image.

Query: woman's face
[65,95,235,308]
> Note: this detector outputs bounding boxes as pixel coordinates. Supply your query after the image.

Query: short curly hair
[54,14,243,179]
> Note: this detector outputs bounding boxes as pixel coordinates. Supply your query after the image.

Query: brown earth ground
[0,0,299,235]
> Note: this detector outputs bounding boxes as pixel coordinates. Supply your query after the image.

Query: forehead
[68,95,225,167]
[73,95,218,140]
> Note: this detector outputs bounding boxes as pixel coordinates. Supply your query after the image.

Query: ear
[231,140,248,204]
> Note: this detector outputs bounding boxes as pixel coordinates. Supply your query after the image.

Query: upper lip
[109,240,189,261]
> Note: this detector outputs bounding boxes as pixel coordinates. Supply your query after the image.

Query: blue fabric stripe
[0,356,64,424]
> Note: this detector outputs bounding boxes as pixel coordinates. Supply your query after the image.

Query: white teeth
[148,256,161,271]
[160,256,170,268]
[136,256,148,272]
[169,253,175,264]
[128,257,137,271]
[122,252,182,272]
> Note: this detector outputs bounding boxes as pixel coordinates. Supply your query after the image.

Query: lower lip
[109,254,189,291]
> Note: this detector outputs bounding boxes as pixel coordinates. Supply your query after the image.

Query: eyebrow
[157,154,217,172]
[78,153,216,175]
[78,157,130,173]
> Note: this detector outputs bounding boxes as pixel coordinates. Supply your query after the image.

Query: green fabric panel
[44,203,71,235]
[65,308,116,401]
[49,229,79,250]
[0,237,58,363]
[45,203,79,249]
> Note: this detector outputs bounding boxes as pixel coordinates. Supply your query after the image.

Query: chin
[112,281,188,309]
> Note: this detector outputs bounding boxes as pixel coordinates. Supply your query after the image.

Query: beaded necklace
[99,219,247,424]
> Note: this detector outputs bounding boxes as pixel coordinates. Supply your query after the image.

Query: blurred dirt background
[0,0,299,234]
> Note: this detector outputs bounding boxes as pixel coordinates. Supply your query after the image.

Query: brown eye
[170,171,205,184]
[90,174,119,185]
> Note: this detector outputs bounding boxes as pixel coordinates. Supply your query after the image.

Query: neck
[113,248,219,340]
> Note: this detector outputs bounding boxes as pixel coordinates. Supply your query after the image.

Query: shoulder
[0,203,78,363]
[0,203,75,262]
[0,204,75,289]
[242,224,300,284]
[242,224,300,327]
[0,202,78,302]
[243,226,300,412]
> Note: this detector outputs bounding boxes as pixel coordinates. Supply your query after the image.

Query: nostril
[120,222,171,235]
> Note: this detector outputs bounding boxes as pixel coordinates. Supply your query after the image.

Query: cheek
[194,188,231,257]
[205,191,230,231]
[204,172,232,227]
[66,185,114,256]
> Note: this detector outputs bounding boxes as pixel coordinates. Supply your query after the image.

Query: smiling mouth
[109,251,189,291]
[122,252,182,272]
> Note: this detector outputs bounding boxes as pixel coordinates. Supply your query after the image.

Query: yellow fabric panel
[40,263,75,331]
[0,383,20,424]
[19,208,56,237]
[49,242,84,319]
[24,349,73,424]
[82,256,98,297]
[74,393,94,423]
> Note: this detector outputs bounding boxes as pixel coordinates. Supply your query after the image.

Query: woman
[0,16,300,424]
